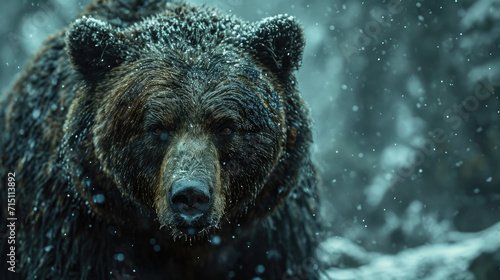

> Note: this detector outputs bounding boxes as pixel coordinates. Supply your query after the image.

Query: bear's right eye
[220,127,232,135]
[152,127,168,141]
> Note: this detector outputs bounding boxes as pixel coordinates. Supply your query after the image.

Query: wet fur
[0,0,321,279]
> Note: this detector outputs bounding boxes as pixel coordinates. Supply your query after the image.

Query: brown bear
[0,0,320,279]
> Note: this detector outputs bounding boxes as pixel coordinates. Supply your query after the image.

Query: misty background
[1,0,499,279]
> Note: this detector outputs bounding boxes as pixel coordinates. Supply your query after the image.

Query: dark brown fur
[0,1,321,279]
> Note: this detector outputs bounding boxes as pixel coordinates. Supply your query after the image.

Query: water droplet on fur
[153,245,161,252]
[83,177,91,188]
[32,109,41,119]
[92,194,105,204]
[210,235,221,245]
[160,132,168,141]
[255,264,265,274]
[114,253,125,262]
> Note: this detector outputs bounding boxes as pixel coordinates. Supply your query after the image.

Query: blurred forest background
[1,0,499,279]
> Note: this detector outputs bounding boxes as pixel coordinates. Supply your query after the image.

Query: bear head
[62,5,311,239]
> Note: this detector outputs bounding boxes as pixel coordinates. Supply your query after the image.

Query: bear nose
[169,180,212,220]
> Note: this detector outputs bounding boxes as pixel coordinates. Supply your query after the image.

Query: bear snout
[168,179,214,234]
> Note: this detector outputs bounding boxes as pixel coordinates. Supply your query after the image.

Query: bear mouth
[177,225,206,235]
[174,214,211,235]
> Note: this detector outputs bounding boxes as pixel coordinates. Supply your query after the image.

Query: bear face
[62,5,309,240]
[88,56,286,237]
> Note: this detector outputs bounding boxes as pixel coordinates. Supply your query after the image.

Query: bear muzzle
[168,179,214,235]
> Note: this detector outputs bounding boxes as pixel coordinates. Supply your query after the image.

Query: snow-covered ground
[318,221,500,279]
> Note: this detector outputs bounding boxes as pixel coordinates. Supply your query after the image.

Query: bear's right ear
[65,17,130,79]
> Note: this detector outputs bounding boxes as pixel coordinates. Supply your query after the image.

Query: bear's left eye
[153,127,163,135]
[152,127,169,141]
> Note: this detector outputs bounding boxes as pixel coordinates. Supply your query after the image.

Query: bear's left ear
[248,15,305,78]
[65,17,132,80]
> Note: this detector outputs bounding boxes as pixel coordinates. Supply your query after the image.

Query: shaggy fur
[0,0,321,279]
